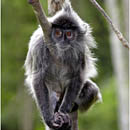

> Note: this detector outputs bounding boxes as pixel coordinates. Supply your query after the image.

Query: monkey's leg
[73,80,102,112]
[45,91,72,130]
[59,75,82,113]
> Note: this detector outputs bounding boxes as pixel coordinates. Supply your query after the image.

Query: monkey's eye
[55,29,62,38]
[66,31,73,39]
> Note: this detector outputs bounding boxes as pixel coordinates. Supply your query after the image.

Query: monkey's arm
[25,42,58,129]
[33,72,55,127]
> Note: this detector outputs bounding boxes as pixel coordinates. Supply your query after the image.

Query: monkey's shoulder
[28,27,49,56]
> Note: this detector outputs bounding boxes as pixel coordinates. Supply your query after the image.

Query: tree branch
[90,0,129,49]
[48,0,65,16]
[70,111,78,130]
[28,0,51,42]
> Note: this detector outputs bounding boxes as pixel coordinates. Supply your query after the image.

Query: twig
[90,0,129,49]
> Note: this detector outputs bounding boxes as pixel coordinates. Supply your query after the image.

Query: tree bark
[69,111,78,130]
[105,0,129,130]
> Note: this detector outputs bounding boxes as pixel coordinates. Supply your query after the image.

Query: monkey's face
[51,27,78,49]
[51,16,85,50]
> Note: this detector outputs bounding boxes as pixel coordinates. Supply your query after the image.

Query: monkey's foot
[53,112,72,130]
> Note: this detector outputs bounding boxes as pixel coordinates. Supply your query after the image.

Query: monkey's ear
[82,23,88,32]
[79,23,88,34]
[83,23,88,29]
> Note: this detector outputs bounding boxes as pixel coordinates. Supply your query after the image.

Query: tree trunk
[69,111,78,130]
[105,1,129,130]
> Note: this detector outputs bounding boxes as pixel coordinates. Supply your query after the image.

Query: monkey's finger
[54,113,63,122]
[53,121,63,129]
[52,122,60,127]
[59,113,71,124]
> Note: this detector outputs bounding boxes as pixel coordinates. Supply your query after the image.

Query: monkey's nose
[64,34,67,41]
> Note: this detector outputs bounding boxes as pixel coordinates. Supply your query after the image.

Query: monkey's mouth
[56,44,71,51]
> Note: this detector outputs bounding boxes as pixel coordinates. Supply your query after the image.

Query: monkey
[24,1,102,130]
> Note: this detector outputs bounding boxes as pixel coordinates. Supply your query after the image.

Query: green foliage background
[2,0,119,130]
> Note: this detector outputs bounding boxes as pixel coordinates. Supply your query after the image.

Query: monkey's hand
[52,112,72,130]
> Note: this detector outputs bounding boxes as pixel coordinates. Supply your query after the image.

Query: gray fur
[24,3,102,130]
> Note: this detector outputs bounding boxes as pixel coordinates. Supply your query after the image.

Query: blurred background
[2,0,129,130]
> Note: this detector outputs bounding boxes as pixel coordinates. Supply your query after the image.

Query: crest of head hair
[62,0,72,13]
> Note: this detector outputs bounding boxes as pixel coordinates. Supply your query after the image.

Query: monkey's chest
[45,63,71,92]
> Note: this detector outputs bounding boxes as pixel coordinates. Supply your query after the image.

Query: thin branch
[90,0,129,49]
